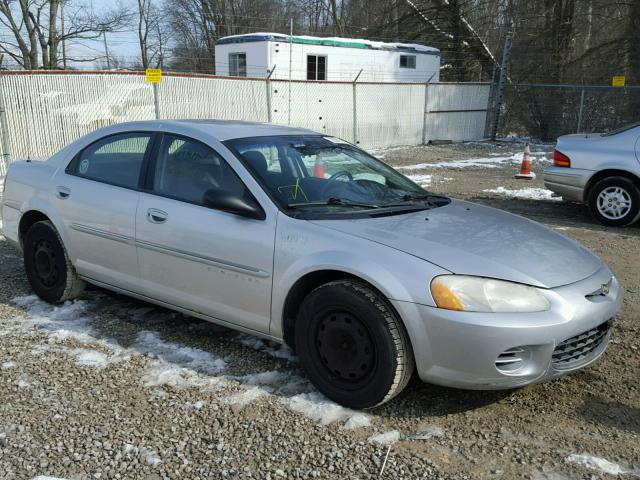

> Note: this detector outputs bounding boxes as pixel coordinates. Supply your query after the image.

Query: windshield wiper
[381,193,449,207]
[286,197,381,209]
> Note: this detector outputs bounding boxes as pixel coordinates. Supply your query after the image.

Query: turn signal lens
[553,150,571,167]
[430,282,465,311]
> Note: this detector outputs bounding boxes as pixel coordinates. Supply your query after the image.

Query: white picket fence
[0,72,490,166]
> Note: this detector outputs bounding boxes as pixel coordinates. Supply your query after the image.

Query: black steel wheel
[295,279,414,409]
[23,220,85,303]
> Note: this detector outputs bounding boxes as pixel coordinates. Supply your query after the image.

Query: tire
[23,220,85,303]
[295,280,414,409]
[588,176,640,227]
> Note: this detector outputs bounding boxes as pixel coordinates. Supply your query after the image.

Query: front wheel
[588,176,640,227]
[23,220,85,303]
[295,280,414,409]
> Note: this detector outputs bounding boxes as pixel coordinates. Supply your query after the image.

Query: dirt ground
[0,141,638,480]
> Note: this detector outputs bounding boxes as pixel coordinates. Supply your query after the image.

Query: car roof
[113,119,320,141]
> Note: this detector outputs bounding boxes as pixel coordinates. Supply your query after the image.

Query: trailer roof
[216,33,440,56]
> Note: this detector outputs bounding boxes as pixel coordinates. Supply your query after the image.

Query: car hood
[311,200,603,289]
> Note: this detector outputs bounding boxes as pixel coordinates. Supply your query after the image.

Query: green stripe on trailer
[291,37,369,49]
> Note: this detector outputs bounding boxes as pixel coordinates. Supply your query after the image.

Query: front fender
[270,214,449,339]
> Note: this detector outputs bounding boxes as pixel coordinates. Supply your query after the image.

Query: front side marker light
[430,281,465,311]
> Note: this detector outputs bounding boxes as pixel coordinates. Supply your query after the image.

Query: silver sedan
[544,122,640,226]
[1,120,623,408]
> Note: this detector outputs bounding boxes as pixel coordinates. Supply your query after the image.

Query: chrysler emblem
[587,278,612,297]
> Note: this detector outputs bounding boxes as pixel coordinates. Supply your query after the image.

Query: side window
[307,55,327,80]
[69,133,151,189]
[400,55,416,69]
[152,134,248,206]
[229,52,247,77]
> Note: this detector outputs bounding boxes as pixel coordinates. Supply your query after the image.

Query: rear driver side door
[135,133,277,334]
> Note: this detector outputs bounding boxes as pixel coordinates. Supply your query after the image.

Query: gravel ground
[1,141,639,480]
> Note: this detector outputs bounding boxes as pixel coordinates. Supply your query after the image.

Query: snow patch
[122,443,162,467]
[17,378,30,389]
[135,330,226,389]
[192,400,205,410]
[398,151,549,171]
[343,413,372,430]
[368,430,401,445]
[140,362,226,390]
[284,391,371,427]
[224,386,268,407]
[236,334,297,362]
[566,454,638,476]
[32,477,71,480]
[407,174,432,186]
[1,360,16,369]
[483,187,561,201]
[406,425,445,440]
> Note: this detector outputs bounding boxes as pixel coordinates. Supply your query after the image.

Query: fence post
[491,33,512,140]
[153,83,161,120]
[352,69,363,144]
[421,82,429,144]
[0,77,11,169]
[576,88,585,133]
[484,64,497,138]
[265,65,276,123]
[421,73,437,144]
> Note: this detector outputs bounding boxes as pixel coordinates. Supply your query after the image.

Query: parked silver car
[544,122,640,226]
[1,121,622,408]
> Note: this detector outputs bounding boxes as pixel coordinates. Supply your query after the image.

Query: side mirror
[202,189,266,220]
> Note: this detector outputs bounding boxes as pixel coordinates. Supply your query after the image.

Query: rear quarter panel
[558,130,640,175]
[1,160,69,251]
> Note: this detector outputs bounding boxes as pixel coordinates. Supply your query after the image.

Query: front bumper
[543,166,594,202]
[392,265,622,390]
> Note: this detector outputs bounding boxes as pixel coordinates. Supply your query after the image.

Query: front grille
[552,320,612,369]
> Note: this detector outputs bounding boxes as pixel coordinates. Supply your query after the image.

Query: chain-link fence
[497,84,640,141]
[0,71,490,166]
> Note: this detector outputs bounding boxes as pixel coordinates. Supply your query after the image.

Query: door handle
[56,186,71,199]
[147,208,168,224]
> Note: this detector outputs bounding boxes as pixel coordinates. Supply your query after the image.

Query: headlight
[430,275,550,313]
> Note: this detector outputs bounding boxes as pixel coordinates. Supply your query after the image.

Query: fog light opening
[495,346,531,374]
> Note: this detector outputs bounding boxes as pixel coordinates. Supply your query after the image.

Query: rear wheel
[588,176,640,227]
[295,280,414,409]
[23,220,85,303]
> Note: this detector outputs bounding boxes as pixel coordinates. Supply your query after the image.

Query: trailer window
[229,53,247,77]
[400,55,416,69]
[307,55,327,81]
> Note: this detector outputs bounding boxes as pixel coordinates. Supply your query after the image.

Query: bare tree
[0,0,130,69]
[136,0,169,68]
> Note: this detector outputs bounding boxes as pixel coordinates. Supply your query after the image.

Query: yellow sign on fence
[146,68,162,83]
[612,75,626,87]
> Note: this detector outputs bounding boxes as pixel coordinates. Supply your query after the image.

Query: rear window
[601,122,640,137]
[67,133,151,189]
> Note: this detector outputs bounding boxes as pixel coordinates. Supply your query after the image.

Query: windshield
[225,135,446,215]
[601,122,640,137]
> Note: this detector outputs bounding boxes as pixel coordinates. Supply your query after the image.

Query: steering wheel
[321,170,354,196]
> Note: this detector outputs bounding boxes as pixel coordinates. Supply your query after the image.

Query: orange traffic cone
[313,154,325,178]
[515,143,536,179]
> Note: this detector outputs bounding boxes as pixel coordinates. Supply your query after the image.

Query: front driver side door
[135,133,276,334]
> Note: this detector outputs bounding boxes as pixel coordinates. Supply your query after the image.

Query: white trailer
[214,33,440,82]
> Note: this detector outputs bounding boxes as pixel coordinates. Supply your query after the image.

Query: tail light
[553,150,571,167]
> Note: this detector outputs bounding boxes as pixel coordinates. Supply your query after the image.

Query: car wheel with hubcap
[295,279,414,409]
[23,220,85,303]
[588,176,640,227]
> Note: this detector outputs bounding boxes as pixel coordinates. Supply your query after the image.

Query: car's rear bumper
[543,166,593,202]
[392,265,622,390]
